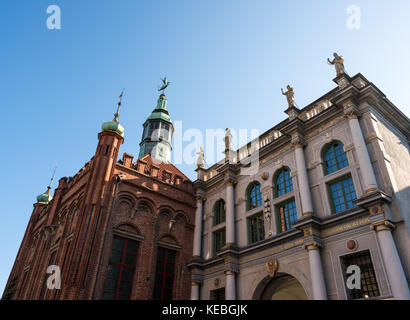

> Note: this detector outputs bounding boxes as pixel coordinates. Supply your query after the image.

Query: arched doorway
[254,273,308,300]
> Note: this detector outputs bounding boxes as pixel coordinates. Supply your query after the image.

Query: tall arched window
[323,141,349,175]
[274,167,293,197]
[246,182,262,210]
[213,199,226,226]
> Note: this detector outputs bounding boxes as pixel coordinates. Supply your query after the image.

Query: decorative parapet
[299,99,332,121]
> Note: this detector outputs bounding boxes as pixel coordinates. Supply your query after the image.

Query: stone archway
[253,273,308,300]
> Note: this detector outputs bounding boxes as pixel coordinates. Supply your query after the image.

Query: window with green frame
[323,141,349,175]
[274,167,293,197]
[276,199,297,233]
[247,212,265,244]
[328,176,357,214]
[213,199,226,226]
[213,228,226,256]
[246,182,262,210]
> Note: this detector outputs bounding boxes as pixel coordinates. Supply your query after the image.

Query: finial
[114,89,124,122]
[158,77,171,94]
[47,167,57,192]
[37,167,56,204]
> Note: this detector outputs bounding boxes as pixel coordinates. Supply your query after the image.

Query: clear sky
[0,0,409,293]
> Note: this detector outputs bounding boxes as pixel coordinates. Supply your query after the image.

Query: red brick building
[2,93,196,300]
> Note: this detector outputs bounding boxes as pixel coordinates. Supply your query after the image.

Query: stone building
[188,67,410,300]
[2,93,196,300]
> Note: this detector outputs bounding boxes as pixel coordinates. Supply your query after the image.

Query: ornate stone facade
[188,72,410,300]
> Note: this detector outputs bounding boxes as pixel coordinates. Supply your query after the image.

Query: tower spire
[47,167,56,191]
[113,89,124,122]
[138,79,174,162]
[36,167,57,204]
[101,89,125,137]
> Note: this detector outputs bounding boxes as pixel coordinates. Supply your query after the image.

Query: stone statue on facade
[196,146,205,169]
[281,85,296,108]
[327,52,345,76]
[224,128,233,151]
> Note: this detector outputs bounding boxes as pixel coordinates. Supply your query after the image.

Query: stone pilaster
[190,280,201,300]
[370,220,410,300]
[343,102,378,194]
[291,134,314,217]
[302,241,328,300]
[223,255,239,300]
[218,249,239,300]
[225,270,236,300]
[225,178,236,246]
[193,195,205,258]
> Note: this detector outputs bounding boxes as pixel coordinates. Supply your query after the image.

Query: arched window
[246,182,262,210]
[274,167,293,197]
[213,200,226,226]
[323,141,349,175]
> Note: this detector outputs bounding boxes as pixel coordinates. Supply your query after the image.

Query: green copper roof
[36,168,56,204]
[102,118,124,137]
[147,111,171,122]
[146,94,172,122]
[37,187,52,204]
[102,92,125,137]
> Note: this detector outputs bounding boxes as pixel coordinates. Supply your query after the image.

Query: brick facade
[3,129,195,300]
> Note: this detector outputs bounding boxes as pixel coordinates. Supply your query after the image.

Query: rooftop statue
[224,128,233,151]
[196,146,205,169]
[281,85,296,108]
[327,52,345,76]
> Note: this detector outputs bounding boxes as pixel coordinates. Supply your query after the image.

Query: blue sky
[0,0,409,293]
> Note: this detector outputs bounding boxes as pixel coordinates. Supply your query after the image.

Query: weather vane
[114,88,124,121]
[158,77,171,94]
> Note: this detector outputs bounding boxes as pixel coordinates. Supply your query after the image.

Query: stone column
[304,242,327,300]
[346,111,378,193]
[190,281,200,300]
[225,270,236,300]
[292,137,314,216]
[193,197,203,257]
[371,221,410,300]
[226,181,235,245]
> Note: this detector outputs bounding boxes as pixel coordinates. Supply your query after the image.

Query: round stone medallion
[346,239,358,251]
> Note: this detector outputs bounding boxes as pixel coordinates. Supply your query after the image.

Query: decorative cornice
[280,117,306,137]
[354,190,391,209]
